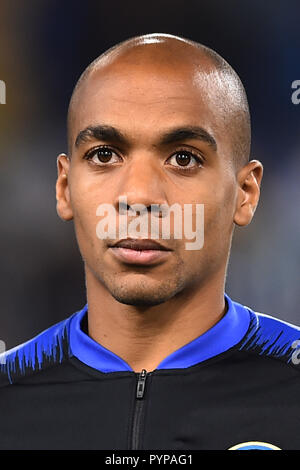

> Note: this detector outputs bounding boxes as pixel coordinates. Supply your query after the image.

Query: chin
[99,271,188,307]
[108,281,181,307]
[110,291,171,307]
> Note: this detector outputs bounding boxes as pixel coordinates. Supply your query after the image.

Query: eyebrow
[74,124,217,151]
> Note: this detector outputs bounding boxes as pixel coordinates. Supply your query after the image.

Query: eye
[167,150,203,171]
[83,146,121,165]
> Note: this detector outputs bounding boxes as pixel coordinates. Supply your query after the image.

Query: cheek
[69,186,102,249]
[193,172,236,247]
[70,168,105,224]
[204,184,236,248]
[72,193,96,231]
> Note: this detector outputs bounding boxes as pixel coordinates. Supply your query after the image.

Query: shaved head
[67,33,251,169]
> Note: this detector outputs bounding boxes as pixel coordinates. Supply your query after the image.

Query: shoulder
[238,307,300,367]
[0,312,77,385]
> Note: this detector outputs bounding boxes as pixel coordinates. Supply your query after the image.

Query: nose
[113,152,168,215]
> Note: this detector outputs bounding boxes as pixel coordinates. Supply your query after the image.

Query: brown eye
[84,146,120,165]
[168,150,203,170]
[175,152,192,166]
[95,148,114,163]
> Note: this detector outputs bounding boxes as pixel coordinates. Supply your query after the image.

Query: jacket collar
[69,293,251,373]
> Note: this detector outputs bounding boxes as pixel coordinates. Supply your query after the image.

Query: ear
[56,153,73,221]
[234,160,263,226]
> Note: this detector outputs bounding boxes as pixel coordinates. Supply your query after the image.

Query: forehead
[70,59,231,150]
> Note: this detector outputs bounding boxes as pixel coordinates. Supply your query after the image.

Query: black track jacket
[1,293,300,450]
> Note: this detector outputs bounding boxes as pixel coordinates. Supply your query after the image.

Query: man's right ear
[56,153,73,221]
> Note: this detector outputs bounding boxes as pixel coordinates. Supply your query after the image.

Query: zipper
[131,368,149,450]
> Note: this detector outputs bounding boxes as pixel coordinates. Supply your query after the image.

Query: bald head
[67,33,251,169]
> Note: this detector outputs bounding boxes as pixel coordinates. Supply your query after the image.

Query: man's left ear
[234,160,263,227]
[56,153,73,221]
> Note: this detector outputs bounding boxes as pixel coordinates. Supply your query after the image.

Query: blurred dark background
[0,0,299,349]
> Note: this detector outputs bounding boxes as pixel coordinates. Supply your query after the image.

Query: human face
[57,57,239,306]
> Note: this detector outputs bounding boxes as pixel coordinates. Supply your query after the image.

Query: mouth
[108,238,172,265]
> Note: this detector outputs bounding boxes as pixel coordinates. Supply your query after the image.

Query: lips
[108,238,172,265]
[111,238,171,251]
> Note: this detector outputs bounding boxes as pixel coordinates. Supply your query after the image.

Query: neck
[85,267,227,373]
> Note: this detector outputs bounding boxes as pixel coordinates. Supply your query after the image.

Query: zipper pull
[136,369,147,399]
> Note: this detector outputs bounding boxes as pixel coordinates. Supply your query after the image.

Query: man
[0,32,299,451]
